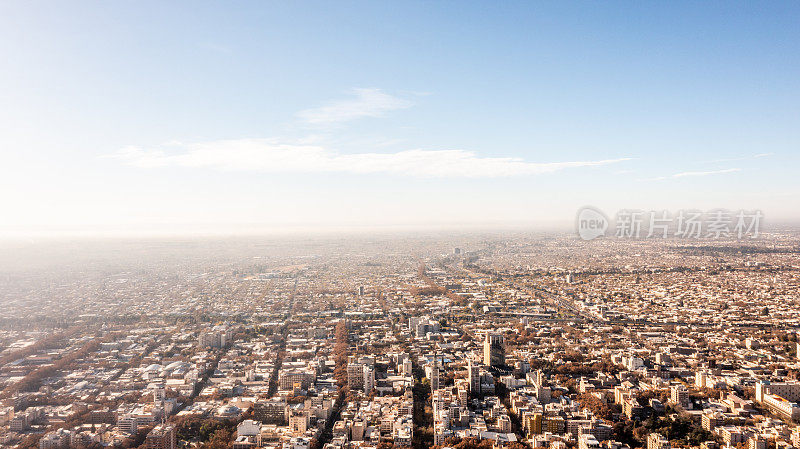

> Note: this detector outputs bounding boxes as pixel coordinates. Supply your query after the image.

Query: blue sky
[1,1,798,236]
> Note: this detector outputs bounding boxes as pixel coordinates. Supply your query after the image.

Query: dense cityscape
[1,231,800,449]
[3,1,799,449]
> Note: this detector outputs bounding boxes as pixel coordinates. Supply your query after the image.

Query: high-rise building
[430,356,440,392]
[348,363,365,390]
[198,326,229,349]
[483,333,505,367]
[117,414,139,435]
[289,410,309,435]
[402,358,413,377]
[695,370,707,389]
[648,433,670,449]
[535,383,552,404]
[415,319,440,338]
[252,398,288,425]
[279,370,314,391]
[351,419,366,441]
[670,385,689,408]
[363,365,375,394]
[457,385,468,407]
[153,385,165,404]
[702,412,724,431]
[467,359,480,394]
[748,437,766,449]
[498,414,512,433]
[146,424,176,449]
[755,381,800,403]
[545,416,565,434]
[534,369,545,387]
[526,413,543,435]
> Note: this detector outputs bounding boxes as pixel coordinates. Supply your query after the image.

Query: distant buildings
[9,234,800,449]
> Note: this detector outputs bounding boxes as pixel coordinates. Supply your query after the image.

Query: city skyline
[2,4,800,449]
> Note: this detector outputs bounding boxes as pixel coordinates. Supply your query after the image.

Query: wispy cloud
[296,88,413,126]
[672,168,741,178]
[109,139,631,178]
[646,168,741,181]
[704,152,774,163]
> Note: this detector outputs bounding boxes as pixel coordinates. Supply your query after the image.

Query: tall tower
[483,333,505,367]
[363,365,375,394]
[430,355,440,392]
[467,359,480,394]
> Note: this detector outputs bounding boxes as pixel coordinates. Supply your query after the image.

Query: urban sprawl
[1,233,800,449]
